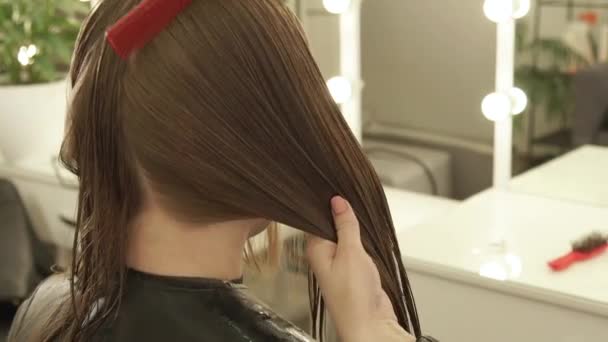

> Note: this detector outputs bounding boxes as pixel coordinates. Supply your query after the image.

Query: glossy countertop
[511,145,608,207]
[385,187,458,229]
[397,189,608,317]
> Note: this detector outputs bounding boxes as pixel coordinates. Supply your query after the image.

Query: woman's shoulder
[8,275,70,342]
[101,282,316,342]
[8,274,317,342]
[225,288,316,342]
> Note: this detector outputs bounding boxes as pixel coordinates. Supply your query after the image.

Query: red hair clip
[106,0,193,60]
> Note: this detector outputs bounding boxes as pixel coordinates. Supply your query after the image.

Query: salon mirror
[303,0,608,208]
[304,0,497,200]
[507,1,608,208]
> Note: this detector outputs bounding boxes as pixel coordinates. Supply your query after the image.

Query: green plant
[515,22,590,127]
[0,0,89,85]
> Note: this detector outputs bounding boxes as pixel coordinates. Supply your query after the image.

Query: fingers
[306,196,362,280]
[306,234,337,279]
[331,196,362,249]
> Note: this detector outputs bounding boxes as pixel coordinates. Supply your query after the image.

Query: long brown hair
[41,0,420,340]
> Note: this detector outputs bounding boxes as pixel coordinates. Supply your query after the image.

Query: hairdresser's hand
[306,196,415,342]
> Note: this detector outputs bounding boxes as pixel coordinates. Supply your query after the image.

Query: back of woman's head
[51,0,421,340]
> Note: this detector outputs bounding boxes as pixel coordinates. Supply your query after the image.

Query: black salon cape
[8,270,314,342]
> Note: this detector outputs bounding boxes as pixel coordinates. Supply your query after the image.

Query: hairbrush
[548,232,608,271]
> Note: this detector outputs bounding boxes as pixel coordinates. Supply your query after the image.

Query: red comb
[106,0,193,60]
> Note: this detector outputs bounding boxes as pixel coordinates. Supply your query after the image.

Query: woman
[9,0,435,340]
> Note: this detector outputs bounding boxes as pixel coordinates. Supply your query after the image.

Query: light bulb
[17,44,38,66]
[26,44,37,57]
[323,0,351,14]
[509,87,528,115]
[483,0,514,23]
[482,92,511,121]
[513,0,531,19]
[17,46,32,66]
[327,76,352,104]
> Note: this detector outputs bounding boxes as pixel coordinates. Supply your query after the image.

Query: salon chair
[0,179,55,302]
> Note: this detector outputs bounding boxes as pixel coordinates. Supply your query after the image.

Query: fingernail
[331,196,349,215]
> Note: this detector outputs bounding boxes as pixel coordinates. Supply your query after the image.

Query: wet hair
[33,0,420,340]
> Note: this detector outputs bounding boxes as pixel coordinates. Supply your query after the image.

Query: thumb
[331,196,362,249]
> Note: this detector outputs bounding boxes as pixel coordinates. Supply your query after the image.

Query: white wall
[0,80,68,163]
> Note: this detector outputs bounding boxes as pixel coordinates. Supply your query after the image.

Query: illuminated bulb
[17,47,29,66]
[482,92,511,121]
[484,0,529,22]
[26,44,37,57]
[327,76,352,104]
[513,0,531,19]
[483,0,514,23]
[17,44,38,66]
[509,87,528,115]
[323,0,351,14]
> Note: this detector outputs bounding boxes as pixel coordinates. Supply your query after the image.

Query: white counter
[511,145,608,207]
[398,189,608,341]
[385,186,458,228]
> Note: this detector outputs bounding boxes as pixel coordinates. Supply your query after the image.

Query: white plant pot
[0,79,68,164]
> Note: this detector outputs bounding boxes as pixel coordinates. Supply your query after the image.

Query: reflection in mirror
[361,0,497,200]
[509,1,608,207]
